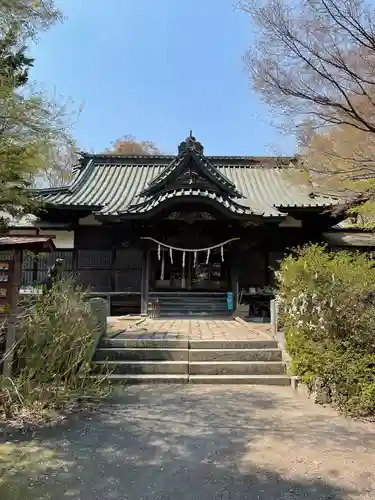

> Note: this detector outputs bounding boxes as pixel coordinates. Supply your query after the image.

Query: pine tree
[0,10,72,224]
[0,26,34,88]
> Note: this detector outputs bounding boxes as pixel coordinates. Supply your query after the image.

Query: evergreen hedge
[277,245,375,417]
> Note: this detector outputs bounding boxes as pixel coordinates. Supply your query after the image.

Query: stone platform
[107,317,272,341]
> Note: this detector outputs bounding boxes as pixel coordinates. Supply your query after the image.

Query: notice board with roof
[0,236,55,376]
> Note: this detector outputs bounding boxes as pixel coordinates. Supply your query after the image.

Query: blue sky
[29,0,296,156]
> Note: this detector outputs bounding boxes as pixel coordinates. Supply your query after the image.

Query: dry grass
[0,278,112,427]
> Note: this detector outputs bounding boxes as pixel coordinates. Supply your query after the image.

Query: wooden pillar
[230,249,239,312]
[72,228,79,280]
[265,250,270,286]
[110,246,117,291]
[145,249,150,313]
[181,253,186,289]
[187,252,192,290]
[140,249,150,315]
[32,228,41,284]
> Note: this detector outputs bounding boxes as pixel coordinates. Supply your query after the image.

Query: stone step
[155,301,227,304]
[149,299,227,304]
[189,340,278,349]
[189,375,290,386]
[155,305,229,310]
[149,297,228,302]
[156,311,231,315]
[94,348,188,362]
[148,294,230,318]
[100,338,189,349]
[101,335,278,345]
[158,313,231,318]
[94,347,281,362]
[189,348,282,362]
[100,338,277,350]
[89,374,290,385]
[189,361,285,375]
[152,303,229,311]
[93,360,189,375]
[94,360,285,376]
[149,293,227,296]
[90,374,189,384]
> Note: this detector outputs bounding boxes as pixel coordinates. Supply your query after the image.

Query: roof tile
[38,156,341,218]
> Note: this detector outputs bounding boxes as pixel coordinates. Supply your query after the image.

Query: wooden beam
[230,249,239,312]
[140,250,150,315]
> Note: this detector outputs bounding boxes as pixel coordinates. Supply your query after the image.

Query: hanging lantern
[221,245,224,262]
[157,244,161,261]
[194,251,197,268]
[182,251,186,268]
[206,248,210,264]
[169,247,173,263]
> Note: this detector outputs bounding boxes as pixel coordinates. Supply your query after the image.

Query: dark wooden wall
[113,249,143,292]
[74,226,144,293]
[19,222,324,295]
[21,250,73,287]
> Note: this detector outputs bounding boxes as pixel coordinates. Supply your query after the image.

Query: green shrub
[277,244,375,417]
[0,278,111,423]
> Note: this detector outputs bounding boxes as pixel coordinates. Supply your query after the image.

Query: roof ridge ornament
[178,131,204,155]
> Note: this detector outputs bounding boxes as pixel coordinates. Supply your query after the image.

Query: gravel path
[1,385,374,499]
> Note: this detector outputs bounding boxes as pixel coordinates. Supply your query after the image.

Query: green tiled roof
[36,153,341,218]
[126,188,254,216]
[144,150,241,197]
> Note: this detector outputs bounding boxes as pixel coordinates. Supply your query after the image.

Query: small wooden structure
[0,236,55,376]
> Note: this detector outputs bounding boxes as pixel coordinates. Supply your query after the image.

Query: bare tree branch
[241,0,375,133]
[0,0,62,39]
[239,0,375,216]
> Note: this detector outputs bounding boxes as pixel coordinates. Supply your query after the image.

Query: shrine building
[9,134,359,318]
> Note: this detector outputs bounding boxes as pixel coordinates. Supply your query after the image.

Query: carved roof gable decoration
[140,132,243,198]
[178,131,204,155]
[172,164,210,190]
[167,211,216,223]
[183,166,200,185]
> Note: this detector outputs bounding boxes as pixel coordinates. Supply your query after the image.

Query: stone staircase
[148,292,230,318]
[92,336,290,385]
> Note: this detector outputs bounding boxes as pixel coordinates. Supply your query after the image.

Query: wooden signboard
[0,237,55,376]
[1,249,22,376]
[0,251,15,313]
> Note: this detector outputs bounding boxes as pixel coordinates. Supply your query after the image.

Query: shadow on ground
[1,385,374,499]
